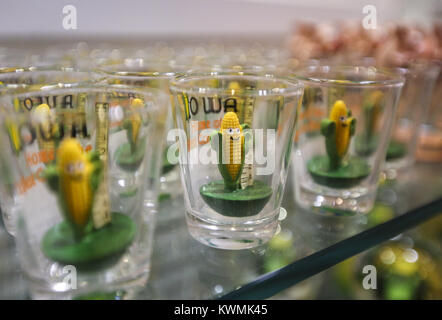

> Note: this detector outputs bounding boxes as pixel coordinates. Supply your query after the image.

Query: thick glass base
[27,267,149,300]
[159,166,182,200]
[23,209,156,300]
[185,210,279,250]
[382,156,414,183]
[296,183,376,216]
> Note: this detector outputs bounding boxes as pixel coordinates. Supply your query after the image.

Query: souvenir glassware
[292,66,404,215]
[0,67,99,235]
[170,72,303,249]
[99,60,183,197]
[384,61,440,178]
[0,83,168,299]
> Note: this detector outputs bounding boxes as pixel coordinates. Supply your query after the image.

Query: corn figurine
[363,90,384,141]
[33,103,59,152]
[5,118,21,154]
[211,112,250,191]
[321,100,356,170]
[201,113,273,217]
[123,98,143,154]
[44,138,102,239]
[114,98,147,172]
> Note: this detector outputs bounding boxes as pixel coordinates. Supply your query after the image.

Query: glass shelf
[0,162,440,299]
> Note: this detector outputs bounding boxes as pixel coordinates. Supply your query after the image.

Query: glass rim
[403,60,441,78]
[96,60,183,80]
[186,64,266,74]
[0,65,103,91]
[169,72,304,97]
[0,82,170,122]
[1,81,169,98]
[98,69,180,80]
[0,65,92,74]
[291,65,405,88]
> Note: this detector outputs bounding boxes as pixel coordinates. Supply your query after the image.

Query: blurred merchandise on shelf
[288,21,441,66]
[288,21,442,167]
[262,230,323,300]
[332,234,442,300]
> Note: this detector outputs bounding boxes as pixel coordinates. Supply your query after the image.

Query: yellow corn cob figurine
[211,112,250,191]
[321,100,356,170]
[44,138,102,238]
[222,112,243,180]
[34,103,59,152]
[364,90,384,140]
[5,118,21,153]
[124,98,143,154]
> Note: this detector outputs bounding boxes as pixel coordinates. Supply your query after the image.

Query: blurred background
[0,0,440,44]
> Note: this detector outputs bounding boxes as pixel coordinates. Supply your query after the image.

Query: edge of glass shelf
[219,197,442,300]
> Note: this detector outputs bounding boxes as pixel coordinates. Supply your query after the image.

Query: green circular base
[74,290,126,300]
[161,149,177,175]
[42,212,136,270]
[368,203,394,227]
[386,140,407,161]
[119,187,138,198]
[312,206,358,217]
[114,139,146,172]
[307,155,371,188]
[162,163,176,175]
[158,193,171,202]
[200,180,272,217]
[355,135,378,157]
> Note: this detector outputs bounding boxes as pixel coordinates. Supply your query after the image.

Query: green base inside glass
[114,138,146,172]
[355,135,407,161]
[200,180,273,217]
[158,193,171,202]
[386,140,407,161]
[42,212,136,270]
[307,155,371,188]
[355,135,378,157]
[312,206,358,217]
[74,290,126,300]
[162,149,176,175]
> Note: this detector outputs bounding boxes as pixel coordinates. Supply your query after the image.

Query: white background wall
[0,0,439,40]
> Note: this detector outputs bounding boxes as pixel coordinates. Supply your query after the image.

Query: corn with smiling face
[44,138,102,238]
[210,112,251,191]
[321,100,356,170]
[222,112,243,180]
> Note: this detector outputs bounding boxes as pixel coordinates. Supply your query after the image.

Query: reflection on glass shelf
[137,162,442,299]
[0,163,440,299]
[324,215,442,300]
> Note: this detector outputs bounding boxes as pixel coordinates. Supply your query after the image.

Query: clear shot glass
[384,61,440,178]
[98,60,183,198]
[0,83,168,299]
[417,60,442,163]
[291,66,404,215]
[169,72,303,249]
[0,66,100,235]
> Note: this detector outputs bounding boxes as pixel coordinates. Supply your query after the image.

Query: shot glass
[0,66,99,235]
[169,72,303,249]
[384,61,440,177]
[99,60,182,197]
[0,83,168,299]
[417,60,442,163]
[292,66,404,215]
